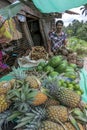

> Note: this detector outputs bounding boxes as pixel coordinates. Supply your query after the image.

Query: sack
[18,56,46,68]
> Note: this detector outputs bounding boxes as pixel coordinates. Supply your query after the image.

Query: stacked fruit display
[36,55,78,80]
[1,71,86,130]
[0,66,86,130]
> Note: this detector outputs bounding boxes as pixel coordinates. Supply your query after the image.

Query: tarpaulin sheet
[32,0,87,13]
[79,68,87,103]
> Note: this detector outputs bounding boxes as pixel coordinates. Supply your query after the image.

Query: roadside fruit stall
[0,46,87,130]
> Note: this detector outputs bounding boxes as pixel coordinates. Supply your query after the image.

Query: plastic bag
[18,56,46,68]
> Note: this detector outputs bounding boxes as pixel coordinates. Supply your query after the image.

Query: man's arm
[64,38,68,46]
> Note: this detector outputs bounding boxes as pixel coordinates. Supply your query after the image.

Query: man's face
[56,23,63,31]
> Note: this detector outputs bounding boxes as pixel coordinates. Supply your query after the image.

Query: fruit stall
[0,46,87,130]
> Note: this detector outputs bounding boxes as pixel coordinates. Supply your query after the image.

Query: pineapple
[77,123,84,130]
[57,87,81,108]
[39,120,64,130]
[0,81,11,94]
[47,105,68,123]
[44,98,60,107]
[65,122,84,130]
[33,91,48,106]
[7,81,48,112]
[0,94,10,113]
[45,81,80,108]
[26,75,41,89]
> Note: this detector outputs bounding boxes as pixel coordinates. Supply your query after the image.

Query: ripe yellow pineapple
[33,91,48,106]
[0,94,10,113]
[26,76,41,89]
[0,81,11,94]
[39,120,64,130]
[47,105,68,123]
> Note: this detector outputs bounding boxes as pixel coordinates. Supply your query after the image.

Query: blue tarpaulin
[79,68,87,103]
[32,0,87,13]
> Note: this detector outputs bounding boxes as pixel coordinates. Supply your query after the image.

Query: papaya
[48,55,63,68]
[65,67,75,73]
[38,61,47,68]
[49,71,59,77]
[64,72,77,79]
[69,63,77,69]
[44,65,54,73]
[36,65,43,71]
[55,60,68,73]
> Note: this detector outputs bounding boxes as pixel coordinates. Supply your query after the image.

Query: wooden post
[39,18,52,51]
[21,21,34,49]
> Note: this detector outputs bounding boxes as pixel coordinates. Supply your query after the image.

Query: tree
[80,4,87,16]
[65,20,87,41]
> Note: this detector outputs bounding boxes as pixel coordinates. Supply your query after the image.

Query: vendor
[48,20,68,55]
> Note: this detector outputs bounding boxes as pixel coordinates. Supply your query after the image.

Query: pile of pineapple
[0,81,11,113]
[0,68,87,130]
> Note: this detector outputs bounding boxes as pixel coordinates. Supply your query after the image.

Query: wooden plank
[39,18,52,51]
[22,5,42,18]
[21,22,34,48]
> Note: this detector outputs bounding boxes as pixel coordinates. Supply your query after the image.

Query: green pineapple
[44,79,81,108]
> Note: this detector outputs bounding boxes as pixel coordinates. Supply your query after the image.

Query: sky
[58,6,87,26]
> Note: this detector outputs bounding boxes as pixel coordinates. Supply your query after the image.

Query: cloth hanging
[0,18,22,44]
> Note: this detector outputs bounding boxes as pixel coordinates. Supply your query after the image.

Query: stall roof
[32,0,87,13]
[0,0,80,20]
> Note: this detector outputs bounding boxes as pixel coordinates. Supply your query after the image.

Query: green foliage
[67,37,87,57]
[65,20,87,42]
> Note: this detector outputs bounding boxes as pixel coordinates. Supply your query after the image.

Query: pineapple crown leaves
[69,115,81,130]
[42,76,60,89]
[11,67,27,80]
[31,106,47,121]
[0,110,11,129]
[71,108,87,123]
[14,107,47,130]
[14,113,35,129]
[7,82,39,112]
[7,110,22,122]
